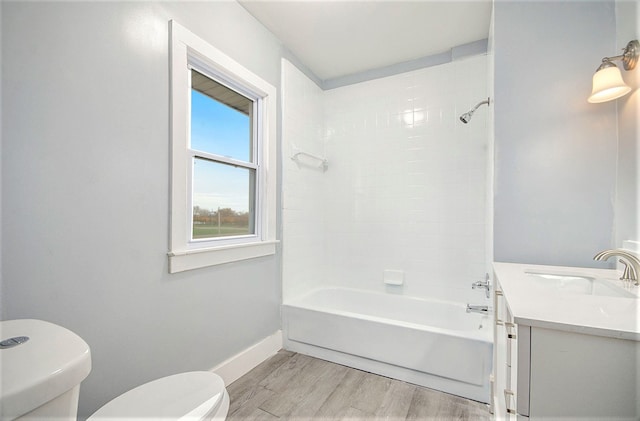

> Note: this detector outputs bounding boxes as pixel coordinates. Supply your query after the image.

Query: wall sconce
[588,39,638,103]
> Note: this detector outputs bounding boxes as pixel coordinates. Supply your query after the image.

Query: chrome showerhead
[459,97,490,124]
[459,111,473,124]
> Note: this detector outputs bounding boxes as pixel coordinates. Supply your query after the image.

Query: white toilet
[0,319,229,421]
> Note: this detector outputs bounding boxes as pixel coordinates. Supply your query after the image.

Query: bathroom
[0,0,638,420]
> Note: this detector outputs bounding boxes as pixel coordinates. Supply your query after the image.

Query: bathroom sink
[524,272,635,298]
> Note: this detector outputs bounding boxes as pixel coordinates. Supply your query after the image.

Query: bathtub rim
[282,286,493,342]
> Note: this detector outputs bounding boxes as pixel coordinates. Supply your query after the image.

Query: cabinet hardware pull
[504,389,516,415]
[495,290,504,326]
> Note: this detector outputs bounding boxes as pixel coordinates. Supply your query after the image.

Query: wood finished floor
[227,350,490,420]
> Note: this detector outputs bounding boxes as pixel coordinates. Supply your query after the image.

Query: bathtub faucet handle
[471,274,491,298]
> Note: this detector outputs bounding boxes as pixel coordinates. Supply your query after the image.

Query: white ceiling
[239,0,493,81]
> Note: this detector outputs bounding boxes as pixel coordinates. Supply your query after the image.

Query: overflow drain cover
[0,336,30,349]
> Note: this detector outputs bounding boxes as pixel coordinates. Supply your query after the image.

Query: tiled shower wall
[283,55,490,304]
[282,59,326,301]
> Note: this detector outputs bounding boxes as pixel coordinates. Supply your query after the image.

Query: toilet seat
[88,371,229,421]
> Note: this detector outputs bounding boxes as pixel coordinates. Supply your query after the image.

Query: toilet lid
[88,371,226,421]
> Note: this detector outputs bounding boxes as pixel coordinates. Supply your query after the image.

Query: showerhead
[459,97,490,124]
[459,111,473,124]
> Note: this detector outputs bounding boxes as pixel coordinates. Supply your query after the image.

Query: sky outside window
[190,87,253,214]
[191,90,251,162]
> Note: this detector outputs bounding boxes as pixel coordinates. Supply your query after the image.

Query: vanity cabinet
[492,277,639,420]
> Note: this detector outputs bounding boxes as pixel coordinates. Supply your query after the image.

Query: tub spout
[593,248,640,286]
[466,304,489,314]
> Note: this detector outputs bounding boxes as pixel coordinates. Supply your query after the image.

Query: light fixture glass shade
[588,65,632,103]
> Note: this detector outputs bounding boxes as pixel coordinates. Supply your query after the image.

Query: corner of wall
[486,0,496,274]
[211,330,283,386]
[281,59,327,301]
[281,49,323,90]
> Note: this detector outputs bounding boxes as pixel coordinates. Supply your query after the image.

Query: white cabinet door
[528,327,639,419]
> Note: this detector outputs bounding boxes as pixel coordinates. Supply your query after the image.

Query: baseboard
[210,330,282,386]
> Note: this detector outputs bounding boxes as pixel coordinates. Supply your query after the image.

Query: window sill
[168,240,278,273]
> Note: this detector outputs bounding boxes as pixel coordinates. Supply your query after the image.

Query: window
[168,21,277,273]
[190,71,255,241]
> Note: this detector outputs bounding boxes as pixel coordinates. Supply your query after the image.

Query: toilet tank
[0,319,91,420]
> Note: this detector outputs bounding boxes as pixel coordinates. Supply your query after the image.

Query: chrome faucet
[466,304,489,314]
[472,274,491,298]
[593,248,640,286]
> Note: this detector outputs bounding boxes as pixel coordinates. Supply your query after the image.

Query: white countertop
[493,262,640,341]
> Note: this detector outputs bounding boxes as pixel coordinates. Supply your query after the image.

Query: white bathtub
[282,287,493,403]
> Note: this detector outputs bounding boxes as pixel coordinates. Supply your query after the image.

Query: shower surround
[281,56,492,401]
[283,55,490,304]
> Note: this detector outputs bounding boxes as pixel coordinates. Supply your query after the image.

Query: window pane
[192,158,255,240]
[191,70,252,162]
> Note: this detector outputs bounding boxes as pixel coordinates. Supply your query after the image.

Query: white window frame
[168,20,277,273]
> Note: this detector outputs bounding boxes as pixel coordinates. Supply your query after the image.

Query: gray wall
[494,1,620,267]
[1,2,282,419]
[615,0,640,247]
